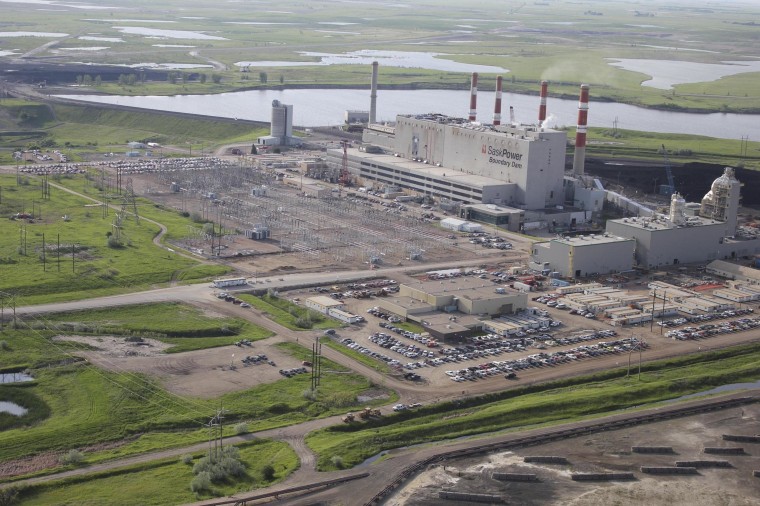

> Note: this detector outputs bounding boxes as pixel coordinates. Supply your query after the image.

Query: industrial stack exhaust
[369,61,378,125]
[468,72,478,122]
[493,76,503,126]
[573,84,590,176]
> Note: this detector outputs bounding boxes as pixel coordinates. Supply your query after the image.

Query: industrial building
[320,69,600,233]
[256,100,301,147]
[530,234,635,278]
[304,295,345,314]
[377,277,528,341]
[606,169,760,269]
[706,260,760,285]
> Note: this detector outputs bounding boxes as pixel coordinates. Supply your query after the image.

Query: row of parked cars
[665,316,760,340]
[368,333,437,360]
[444,336,646,383]
[340,337,403,369]
[658,308,754,328]
[279,367,308,378]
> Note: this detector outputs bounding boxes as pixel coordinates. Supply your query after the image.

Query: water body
[0,31,68,37]
[56,88,760,140]
[667,380,760,403]
[235,50,507,73]
[112,27,228,41]
[0,401,28,416]
[79,36,124,42]
[0,372,33,384]
[608,59,760,89]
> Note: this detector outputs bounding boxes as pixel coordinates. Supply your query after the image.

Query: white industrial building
[304,295,345,314]
[606,169,760,268]
[257,100,301,147]
[530,234,635,278]
[706,259,760,285]
[440,217,483,233]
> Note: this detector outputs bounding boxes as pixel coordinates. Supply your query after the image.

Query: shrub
[60,449,84,465]
[192,446,245,484]
[302,389,317,401]
[0,341,9,351]
[262,464,275,481]
[180,454,193,465]
[190,471,211,492]
[107,236,123,248]
[0,487,19,506]
[330,455,344,469]
[234,422,248,435]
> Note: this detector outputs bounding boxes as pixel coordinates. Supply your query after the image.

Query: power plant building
[257,100,300,146]
[333,116,566,209]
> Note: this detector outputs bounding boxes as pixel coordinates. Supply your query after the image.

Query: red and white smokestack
[538,80,548,124]
[468,72,478,122]
[369,61,378,125]
[573,84,590,176]
[493,76,503,126]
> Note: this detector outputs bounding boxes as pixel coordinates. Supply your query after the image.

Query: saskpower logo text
[482,145,523,168]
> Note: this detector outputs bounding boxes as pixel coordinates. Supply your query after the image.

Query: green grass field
[306,342,760,470]
[0,325,391,480]
[12,438,299,506]
[236,294,341,331]
[0,173,229,304]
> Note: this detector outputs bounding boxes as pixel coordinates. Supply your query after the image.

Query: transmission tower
[338,140,351,188]
[121,178,140,223]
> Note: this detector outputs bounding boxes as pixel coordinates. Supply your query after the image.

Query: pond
[0,372,34,384]
[667,380,760,403]
[235,50,508,73]
[0,401,28,417]
[607,58,760,89]
[0,31,68,37]
[112,26,228,41]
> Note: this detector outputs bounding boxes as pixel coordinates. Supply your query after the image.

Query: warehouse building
[530,234,635,278]
[304,295,345,314]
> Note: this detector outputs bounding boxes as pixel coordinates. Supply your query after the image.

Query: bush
[190,471,211,493]
[107,236,123,248]
[192,446,245,485]
[60,449,84,465]
[0,487,19,506]
[262,464,275,481]
[0,341,9,351]
[330,455,344,469]
[180,453,193,465]
[234,422,248,435]
[302,389,317,401]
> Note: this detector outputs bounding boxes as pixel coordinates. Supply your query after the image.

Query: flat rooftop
[342,148,518,191]
[413,277,522,297]
[553,234,634,247]
[608,215,723,231]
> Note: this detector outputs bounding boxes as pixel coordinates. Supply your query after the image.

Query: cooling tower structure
[369,61,378,125]
[493,76,503,126]
[572,84,590,177]
[468,72,478,122]
[538,80,548,124]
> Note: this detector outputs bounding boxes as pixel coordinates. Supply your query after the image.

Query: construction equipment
[358,407,382,420]
[342,412,355,423]
[659,144,676,196]
[338,140,352,188]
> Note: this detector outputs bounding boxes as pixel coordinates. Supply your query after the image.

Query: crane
[338,140,352,188]
[660,144,675,196]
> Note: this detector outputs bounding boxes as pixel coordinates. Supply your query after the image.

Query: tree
[259,71,268,84]
[83,74,93,86]
[167,72,178,84]
[199,73,207,84]
[279,75,284,84]
[94,75,102,87]
[75,75,83,86]
[211,74,222,84]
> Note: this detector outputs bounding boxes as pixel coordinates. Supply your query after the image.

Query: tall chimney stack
[369,61,378,125]
[493,76,503,126]
[538,80,548,124]
[573,84,590,176]
[468,72,478,122]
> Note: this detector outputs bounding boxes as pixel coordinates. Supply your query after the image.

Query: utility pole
[42,233,46,272]
[57,233,60,272]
